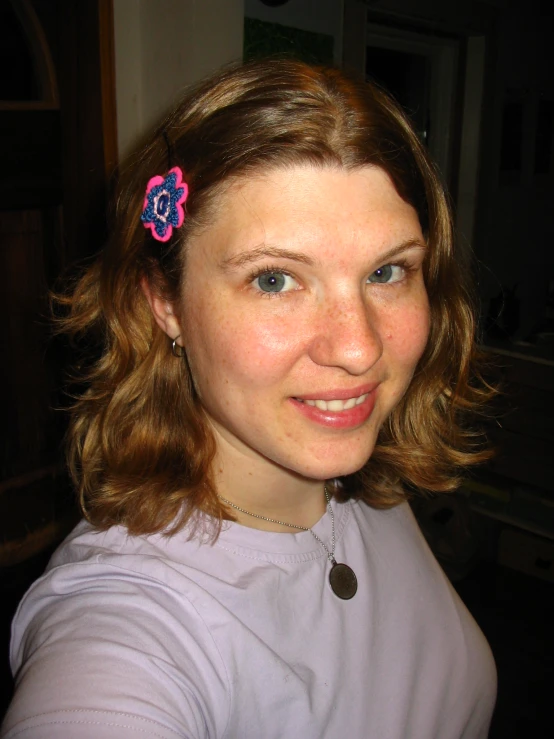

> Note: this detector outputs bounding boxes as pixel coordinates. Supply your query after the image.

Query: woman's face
[167,165,430,482]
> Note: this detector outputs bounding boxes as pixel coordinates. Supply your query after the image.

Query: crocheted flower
[141,166,188,242]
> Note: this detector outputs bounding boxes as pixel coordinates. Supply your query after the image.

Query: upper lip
[293,383,379,402]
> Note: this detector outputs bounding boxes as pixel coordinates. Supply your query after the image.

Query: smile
[291,385,378,430]
[297,394,368,412]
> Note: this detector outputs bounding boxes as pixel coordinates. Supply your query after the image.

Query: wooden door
[0,0,117,565]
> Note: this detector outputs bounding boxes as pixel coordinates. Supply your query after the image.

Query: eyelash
[247,259,416,297]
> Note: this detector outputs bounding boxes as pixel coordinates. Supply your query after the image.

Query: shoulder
[348,498,460,593]
[5,521,230,739]
[348,497,425,545]
[12,519,222,666]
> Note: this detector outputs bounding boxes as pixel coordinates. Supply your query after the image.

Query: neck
[212,441,327,532]
[218,480,327,532]
[207,428,326,532]
[220,486,330,533]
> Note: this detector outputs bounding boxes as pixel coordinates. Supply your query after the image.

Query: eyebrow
[377,239,427,263]
[220,238,426,272]
[220,246,317,272]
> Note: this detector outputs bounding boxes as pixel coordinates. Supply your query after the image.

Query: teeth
[302,394,368,411]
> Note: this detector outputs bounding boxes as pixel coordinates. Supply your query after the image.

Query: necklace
[219,486,358,600]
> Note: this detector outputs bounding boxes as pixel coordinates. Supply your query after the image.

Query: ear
[141,277,183,346]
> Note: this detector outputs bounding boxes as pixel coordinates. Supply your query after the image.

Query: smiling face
[152,165,430,491]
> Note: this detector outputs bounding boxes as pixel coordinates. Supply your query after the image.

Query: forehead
[189,165,422,265]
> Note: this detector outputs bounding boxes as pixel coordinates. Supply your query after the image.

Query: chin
[290,443,377,482]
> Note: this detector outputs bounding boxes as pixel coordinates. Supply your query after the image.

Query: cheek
[183,296,304,387]
[386,297,431,366]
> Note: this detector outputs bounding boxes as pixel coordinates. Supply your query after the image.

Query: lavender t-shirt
[2,500,496,738]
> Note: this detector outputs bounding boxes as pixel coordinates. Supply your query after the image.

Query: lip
[290,385,378,430]
[293,383,379,402]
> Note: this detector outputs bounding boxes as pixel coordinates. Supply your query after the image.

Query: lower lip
[290,391,377,429]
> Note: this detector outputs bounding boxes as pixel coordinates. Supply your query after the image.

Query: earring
[171,335,185,358]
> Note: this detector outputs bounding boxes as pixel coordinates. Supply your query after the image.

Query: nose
[308,291,383,375]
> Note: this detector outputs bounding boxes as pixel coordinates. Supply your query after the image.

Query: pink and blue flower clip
[141,166,189,242]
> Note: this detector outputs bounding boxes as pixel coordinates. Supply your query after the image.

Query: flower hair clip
[141,166,189,242]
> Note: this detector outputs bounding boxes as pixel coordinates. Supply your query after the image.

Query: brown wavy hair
[58,58,493,536]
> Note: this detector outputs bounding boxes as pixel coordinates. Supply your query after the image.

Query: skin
[146,165,430,530]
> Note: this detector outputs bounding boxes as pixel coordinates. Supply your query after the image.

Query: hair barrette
[141,166,188,242]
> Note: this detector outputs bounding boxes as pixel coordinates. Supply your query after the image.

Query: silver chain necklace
[219,486,358,600]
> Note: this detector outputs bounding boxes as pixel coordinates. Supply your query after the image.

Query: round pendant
[329,562,358,600]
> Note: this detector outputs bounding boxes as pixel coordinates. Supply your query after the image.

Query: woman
[2,59,496,738]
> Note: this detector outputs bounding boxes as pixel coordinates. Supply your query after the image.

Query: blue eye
[368,264,403,284]
[254,271,297,294]
[258,272,285,292]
